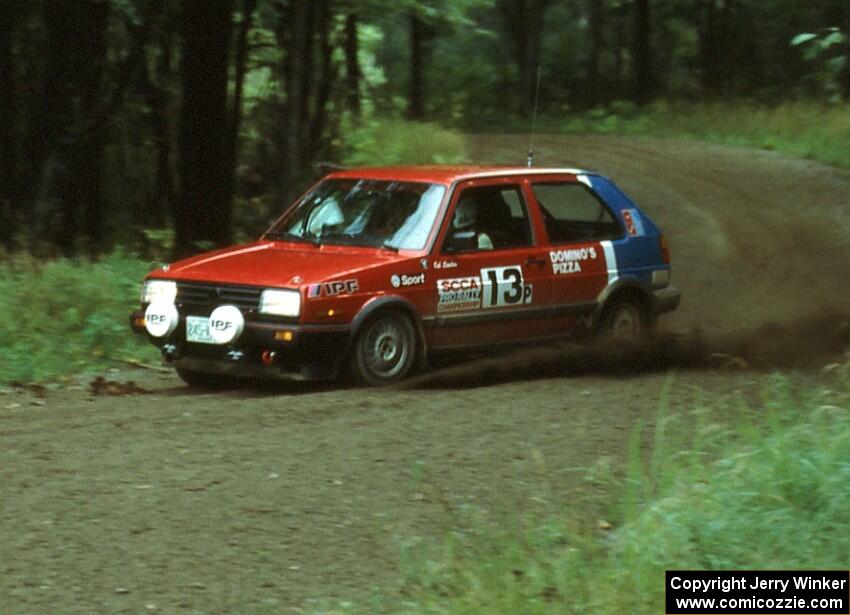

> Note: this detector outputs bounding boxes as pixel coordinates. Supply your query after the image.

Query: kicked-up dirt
[2,135,849,613]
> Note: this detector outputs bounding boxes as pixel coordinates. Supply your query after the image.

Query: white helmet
[305,196,344,235]
[452,197,478,230]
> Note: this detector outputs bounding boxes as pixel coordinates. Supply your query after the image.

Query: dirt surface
[3,136,850,614]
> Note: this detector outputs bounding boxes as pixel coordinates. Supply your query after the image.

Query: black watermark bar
[666,571,849,614]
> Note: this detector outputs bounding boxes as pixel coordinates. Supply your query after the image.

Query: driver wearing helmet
[452,196,494,250]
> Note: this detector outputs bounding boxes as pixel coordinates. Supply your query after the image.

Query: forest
[1,0,848,259]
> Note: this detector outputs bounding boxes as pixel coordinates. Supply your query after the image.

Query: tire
[176,367,241,390]
[349,311,418,386]
[599,297,648,342]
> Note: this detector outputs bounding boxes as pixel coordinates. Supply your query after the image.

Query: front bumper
[130,310,350,381]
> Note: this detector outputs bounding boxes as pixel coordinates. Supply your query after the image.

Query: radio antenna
[527,65,542,168]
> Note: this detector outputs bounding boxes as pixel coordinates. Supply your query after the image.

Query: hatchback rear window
[531,182,622,243]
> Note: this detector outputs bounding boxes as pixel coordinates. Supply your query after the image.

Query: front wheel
[349,311,417,386]
[598,298,648,342]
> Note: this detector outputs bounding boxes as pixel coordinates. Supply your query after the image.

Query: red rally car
[131,166,681,386]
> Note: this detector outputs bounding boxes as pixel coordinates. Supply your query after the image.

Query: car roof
[326,165,595,185]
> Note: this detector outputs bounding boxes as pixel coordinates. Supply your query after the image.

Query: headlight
[259,289,301,317]
[141,280,177,304]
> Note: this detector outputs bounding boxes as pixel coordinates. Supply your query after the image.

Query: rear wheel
[599,297,648,342]
[349,311,417,386]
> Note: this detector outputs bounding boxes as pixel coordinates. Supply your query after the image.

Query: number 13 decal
[480,266,533,308]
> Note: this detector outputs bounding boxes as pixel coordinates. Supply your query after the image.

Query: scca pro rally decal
[437,276,481,312]
[308,279,359,298]
[437,266,532,312]
[550,246,597,275]
[622,209,645,236]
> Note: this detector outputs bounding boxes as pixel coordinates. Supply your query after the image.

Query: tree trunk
[175,0,233,258]
[144,23,174,228]
[308,2,337,160]
[408,12,426,120]
[613,3,626,89]
[698,0,736,97]
[844,3,850,101]
[280,0,308,200]
[586,0,604,108]
[0,0,16,246]
[34,0,109,256]
[222,0,257,215]
[499,0,548,118]
[344,12,361,116]
[298,3,317,150]
[699,0,720,96]
[632,0,654,106]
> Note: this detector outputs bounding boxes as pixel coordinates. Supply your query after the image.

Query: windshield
[265,179,447,251]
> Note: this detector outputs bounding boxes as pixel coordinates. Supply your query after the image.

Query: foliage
[386,370,850,614]
[340,118,470,167]
[0,253,157,383]
[791,28,848,101]
[3,1,849,255]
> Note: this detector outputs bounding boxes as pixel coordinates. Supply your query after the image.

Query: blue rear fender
[584,174,667,288]
[583,174,680,320]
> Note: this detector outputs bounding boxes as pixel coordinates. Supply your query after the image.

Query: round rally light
[144,301,179,338]
[208,305,245,345]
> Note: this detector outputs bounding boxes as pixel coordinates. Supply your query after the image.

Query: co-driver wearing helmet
[452,196,493,250]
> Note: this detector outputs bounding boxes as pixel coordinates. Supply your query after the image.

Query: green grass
[567,102,850,169]
[559,103,850,168]
[472,101,850,171]
[0,253,158,383]
[384,368,850,615]
[341,118,470,167]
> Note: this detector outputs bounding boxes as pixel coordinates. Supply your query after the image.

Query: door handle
[525,256,547,267]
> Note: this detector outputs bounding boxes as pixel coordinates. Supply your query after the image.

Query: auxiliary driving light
[144,302,179,338]
[208,305,245,345]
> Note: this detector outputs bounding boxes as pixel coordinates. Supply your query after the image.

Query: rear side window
[532,182,622,243]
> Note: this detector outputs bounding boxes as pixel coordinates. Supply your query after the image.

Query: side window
[443,185,533,252]
[531,182,622,243]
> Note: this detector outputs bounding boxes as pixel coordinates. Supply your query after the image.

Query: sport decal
[391,273,425,288]
[437,266,532,312]
[549,246,598,275]
[622,209,645,236]
[308,279,359,298]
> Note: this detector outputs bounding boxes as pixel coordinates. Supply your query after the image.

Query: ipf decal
[308,279,359,298]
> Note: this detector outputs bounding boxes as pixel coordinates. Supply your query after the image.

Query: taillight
[659,235,670,264]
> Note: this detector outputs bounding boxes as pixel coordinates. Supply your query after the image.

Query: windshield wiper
[305,232,401,252]
[264,231,319,245]
[310,232,352,246]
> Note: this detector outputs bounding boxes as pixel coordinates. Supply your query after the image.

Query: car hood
[154,241,407,287]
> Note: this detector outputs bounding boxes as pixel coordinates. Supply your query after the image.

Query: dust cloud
[405,311,850,389]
